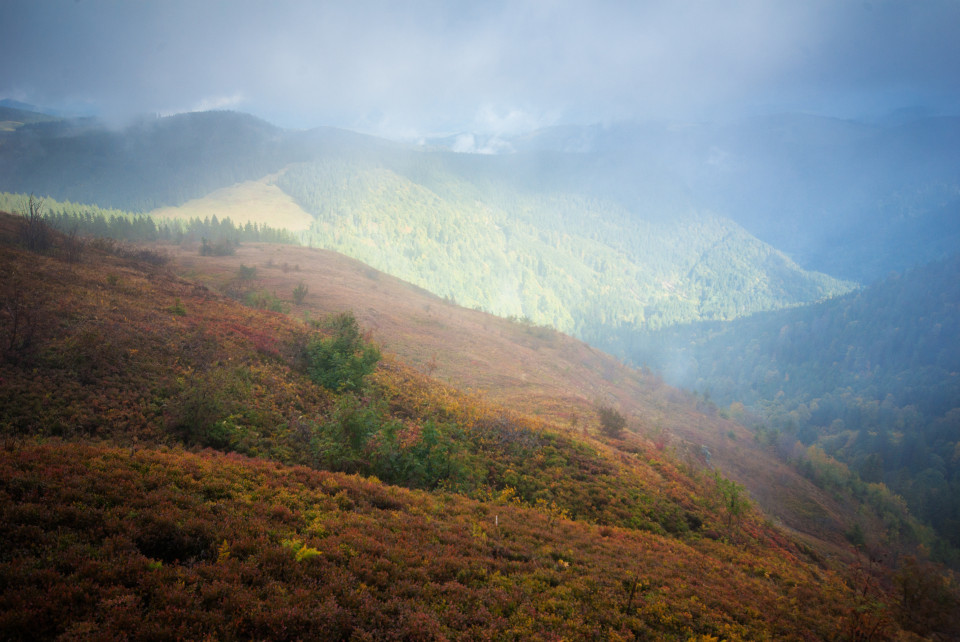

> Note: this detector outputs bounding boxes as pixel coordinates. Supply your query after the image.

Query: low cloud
[190,93,247,114]
[2,0,958,135]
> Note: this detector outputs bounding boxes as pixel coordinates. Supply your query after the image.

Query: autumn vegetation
[2,210,958,639]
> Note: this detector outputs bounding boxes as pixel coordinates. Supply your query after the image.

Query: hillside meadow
[1,211,957,639]
[164,233,925,563]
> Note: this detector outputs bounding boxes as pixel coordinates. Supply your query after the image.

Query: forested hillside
[0,107,858,340]
[631,255,960,557]
[3,108,958,286]
[278,156,851,336]
[6,211,955,638]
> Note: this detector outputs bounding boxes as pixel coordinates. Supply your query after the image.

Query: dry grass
[149,173,314,231]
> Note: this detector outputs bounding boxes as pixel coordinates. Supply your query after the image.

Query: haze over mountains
[4,107,957,284]
[1,104,957,389]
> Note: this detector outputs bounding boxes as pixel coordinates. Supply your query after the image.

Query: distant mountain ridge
[2,108,956,342]
[3,108,957,282]
[0,110,298,210]
[0,109,856,339]
[0,103,60,131]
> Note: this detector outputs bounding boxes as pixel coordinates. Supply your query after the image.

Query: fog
[3,0,959,136]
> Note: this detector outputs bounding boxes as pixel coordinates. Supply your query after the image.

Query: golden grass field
[149,173,314,231]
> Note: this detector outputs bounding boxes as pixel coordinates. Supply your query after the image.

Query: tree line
[0,192,299,248]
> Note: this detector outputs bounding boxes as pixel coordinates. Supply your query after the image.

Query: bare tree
[18,195,51,253]
[1,271,45,363]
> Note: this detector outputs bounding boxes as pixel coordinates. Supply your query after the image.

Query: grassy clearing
[149,172,314,231]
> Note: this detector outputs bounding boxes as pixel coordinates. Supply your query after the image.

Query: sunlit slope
[166,238,911,559]
[148,173,314,231]
[276,157,853,338]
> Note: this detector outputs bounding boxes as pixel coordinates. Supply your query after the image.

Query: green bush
[292,281,308,304]
[306,312,380,392]
[168,297,187,316]
[244,290,286,313]
[310,393,385,473]
[597,405,626,438]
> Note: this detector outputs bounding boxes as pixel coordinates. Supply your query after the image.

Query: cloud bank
[2,0,959,136]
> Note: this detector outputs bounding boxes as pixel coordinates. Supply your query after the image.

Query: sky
[2,0,959,139]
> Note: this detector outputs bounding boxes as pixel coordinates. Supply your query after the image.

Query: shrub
[597,405,626,438]
[166,367,249,448]
[200,237,235,256]
[714,471,748,527]
[306,312,380,392]
[292,281,308,305]
[244,290,286,313]
[310,393,383,473]
[168,298,188,316]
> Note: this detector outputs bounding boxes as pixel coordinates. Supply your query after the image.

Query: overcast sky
[2,0,959,138]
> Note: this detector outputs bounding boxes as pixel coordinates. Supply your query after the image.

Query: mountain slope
[0,212,928,639]
[1,211,700,533]
[0,199,916,560]
[161,228,925,563]
[4,211,957,638]
[1,442,883,641]
[278,154,852,337]
[0,111,295,211]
